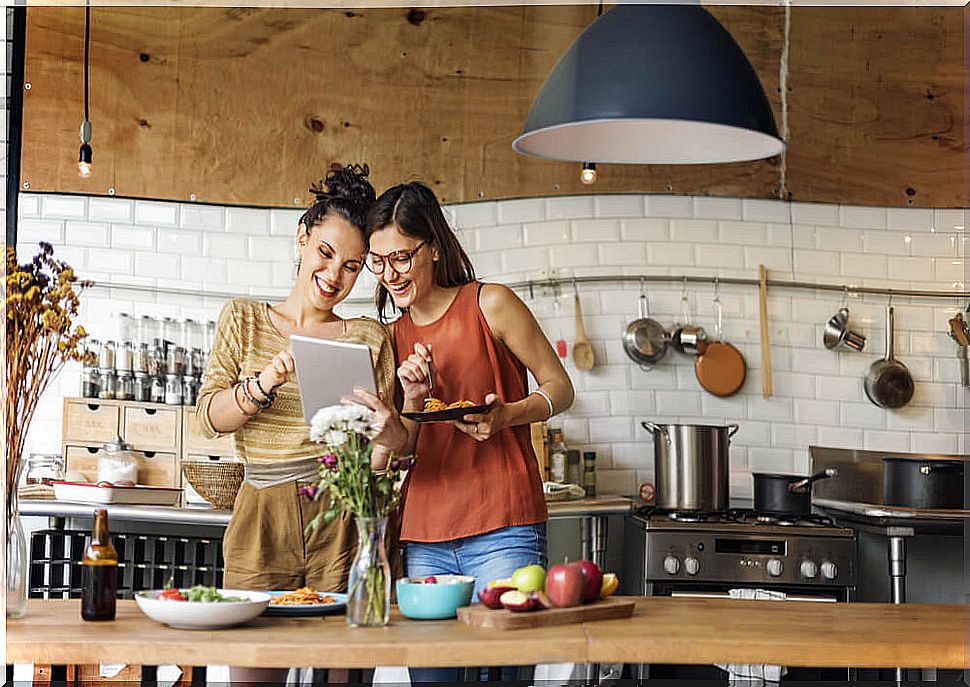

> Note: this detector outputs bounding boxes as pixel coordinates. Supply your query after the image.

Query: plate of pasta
[261,588,348,617]
[401,398,492,423]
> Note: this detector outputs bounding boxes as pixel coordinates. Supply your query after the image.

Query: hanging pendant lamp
[512,3,784,165]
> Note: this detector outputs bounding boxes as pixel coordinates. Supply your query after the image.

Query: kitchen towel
[715,588,788,686]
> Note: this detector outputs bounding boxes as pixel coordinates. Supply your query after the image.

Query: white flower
[309,404,378,445]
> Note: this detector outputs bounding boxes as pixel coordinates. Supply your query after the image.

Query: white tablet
[289,334,377,424]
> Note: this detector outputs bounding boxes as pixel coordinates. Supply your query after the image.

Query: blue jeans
[405,523,547,684]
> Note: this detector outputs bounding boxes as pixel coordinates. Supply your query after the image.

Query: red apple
[544,562,584,608]
[571,560,604,603]
[499,590,540,612]
[477,585,515,609]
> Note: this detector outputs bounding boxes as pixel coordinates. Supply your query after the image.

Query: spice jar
[133,372,151,402]
[164,374,183,405]
[150,376,166,404]
[166,346,186,376]
[96,436,139,485]
[97,369,117,400]
[116,341,133,373]
[116,372,134,401]
[26,453,65,486]
[148,339,164,377]
[98,340,116,371]
[133,342,149,374]
[181,375,197,406]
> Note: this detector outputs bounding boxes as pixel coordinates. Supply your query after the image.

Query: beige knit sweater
[196,298,395,464]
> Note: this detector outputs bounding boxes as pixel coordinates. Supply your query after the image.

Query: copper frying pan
[694,287,746,397]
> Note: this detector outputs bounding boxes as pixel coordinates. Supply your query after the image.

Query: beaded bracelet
[252,375,277,404]
[232,383,259,417]
[241,376,273,410]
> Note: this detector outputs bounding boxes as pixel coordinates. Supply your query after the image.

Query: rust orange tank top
[393,282,547,542]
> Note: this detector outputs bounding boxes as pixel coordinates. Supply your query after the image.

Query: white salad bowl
[134,589,271,630]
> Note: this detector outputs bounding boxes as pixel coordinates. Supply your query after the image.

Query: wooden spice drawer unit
[61,397,236,490]
[182,408,234,457]
[63,445,179,488]
[62,401,121,444]
[123,406,179,452]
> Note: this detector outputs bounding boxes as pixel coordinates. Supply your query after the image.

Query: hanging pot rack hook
[573,277,579,296]
[638,276,645,298]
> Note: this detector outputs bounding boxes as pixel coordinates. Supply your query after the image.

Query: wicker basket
[181,461,245,510]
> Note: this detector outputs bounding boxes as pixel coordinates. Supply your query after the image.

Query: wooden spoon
[572,293,595,371]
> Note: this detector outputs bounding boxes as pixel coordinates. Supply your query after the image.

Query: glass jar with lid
[96,436,139,485]
[133,342,149,374]
[116,372,134,401]
[98,369,117,400]
[150,375,166,404]
[26,453,65,486]
[116,312,134,346]
[116,341,133,373]
[164,373,183,405]
[181,375,197,406]
[98,340,116,371]
[133,372,151,402]
[139,315,158,347]
[162,317,178,348]
[167,346,186,376]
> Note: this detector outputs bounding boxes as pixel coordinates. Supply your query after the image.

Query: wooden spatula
[572,293,595,371]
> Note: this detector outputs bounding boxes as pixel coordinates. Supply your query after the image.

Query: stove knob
[663,555,681,575]
[800,560,818,579]
[766,559,783,577]
[821,561,838,580]
[684,556,700,576]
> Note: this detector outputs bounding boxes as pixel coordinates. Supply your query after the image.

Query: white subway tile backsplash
[791,202,839,225]
[497,198,545,224]
[18,191,967,486]
[839,205,887,229]
[89,198,133,223]
[110,225,155,250]
[18,219,64,245]
[645,194,692,218]
[572,219,620,242]
[647,243,695,266]
[523,221,570,246]
[742,199,790,223]
[226,207,269,235]
[887,208,933,232]
[594,195,643,218]
[620,218,669,242]
[181,205,226,231]
[693,196,741,220]
[134,201,178,227]
[157,228,203,255]
[933,209,967,232]
[599,242,646,266]
[42,195,86,218]
[133,251,179,279]
[452,201,497,228]
[546,196,595,220]
[670,219,718,243]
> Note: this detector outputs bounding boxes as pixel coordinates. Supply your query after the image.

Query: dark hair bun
[302,163,376,231]
[310,163,376,206]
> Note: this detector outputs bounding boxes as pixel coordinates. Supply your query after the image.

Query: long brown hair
[365,182,475,320]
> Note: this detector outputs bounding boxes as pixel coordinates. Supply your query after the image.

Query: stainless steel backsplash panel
[809,446,970,505]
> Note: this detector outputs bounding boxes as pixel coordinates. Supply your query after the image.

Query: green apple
[510,564,546,593]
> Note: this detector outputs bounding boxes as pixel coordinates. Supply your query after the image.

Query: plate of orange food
[261,588,347,617]
[402,398,493,423]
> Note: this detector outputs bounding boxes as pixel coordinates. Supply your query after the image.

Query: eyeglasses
[365,241,426,275]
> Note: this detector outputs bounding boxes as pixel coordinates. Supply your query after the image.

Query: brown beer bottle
[81,509,118,621]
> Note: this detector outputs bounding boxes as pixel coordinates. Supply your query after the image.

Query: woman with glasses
[364,181,574,620]
[197,165,407,686]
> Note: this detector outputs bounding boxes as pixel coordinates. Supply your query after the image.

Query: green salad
[156,585,247,603]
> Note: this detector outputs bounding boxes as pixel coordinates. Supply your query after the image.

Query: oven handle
[670,591,838,603]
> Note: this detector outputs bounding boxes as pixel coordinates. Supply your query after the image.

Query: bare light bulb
[78,143,93,179]
[580,162,597,185]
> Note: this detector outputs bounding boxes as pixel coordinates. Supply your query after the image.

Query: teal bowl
[395,575,475,620]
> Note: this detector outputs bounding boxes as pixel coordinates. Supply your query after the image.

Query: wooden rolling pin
[758,265,773,399]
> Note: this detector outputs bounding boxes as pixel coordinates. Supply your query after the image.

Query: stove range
[626,506,856,590]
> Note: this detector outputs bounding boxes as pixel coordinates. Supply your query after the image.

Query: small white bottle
[549,429,567,483]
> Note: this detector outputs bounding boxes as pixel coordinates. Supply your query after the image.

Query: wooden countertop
[7,597,967,669]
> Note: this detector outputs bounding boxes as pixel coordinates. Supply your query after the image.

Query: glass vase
[345,515,390,627]
[6,456,28,619]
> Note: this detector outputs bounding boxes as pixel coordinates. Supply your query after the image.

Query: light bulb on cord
[580,162,597,185]
[77,119,92,179]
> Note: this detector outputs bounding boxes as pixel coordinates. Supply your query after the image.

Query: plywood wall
[19,5,966,208]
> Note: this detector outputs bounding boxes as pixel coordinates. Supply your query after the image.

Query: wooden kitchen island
[7,597,967,670]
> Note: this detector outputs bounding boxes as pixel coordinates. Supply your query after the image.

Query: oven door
[634,582,853,683]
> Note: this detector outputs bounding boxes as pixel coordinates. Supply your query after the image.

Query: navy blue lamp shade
[512,4,785,164]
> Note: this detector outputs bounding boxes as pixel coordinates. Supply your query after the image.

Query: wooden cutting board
[456,597,635,630]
